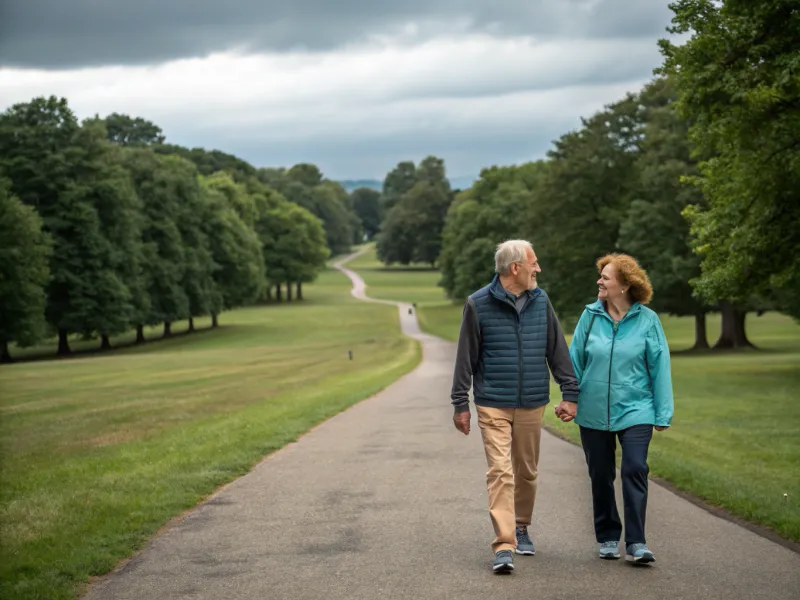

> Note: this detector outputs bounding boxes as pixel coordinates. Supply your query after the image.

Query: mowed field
[349,247,800,543]
[0,265,420,600]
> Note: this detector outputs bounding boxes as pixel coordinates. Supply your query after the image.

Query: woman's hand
[655,426,668,432]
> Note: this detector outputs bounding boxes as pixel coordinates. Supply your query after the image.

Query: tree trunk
[692,313,709,350]
[714,302,754,349]
[100,334,112,350]
[136,324,145,344]
[734,309,755,349]
[286,281,293,301]
[276,283,282,302]
[297,281,303,300]
[164,322,172,338]
[0,340,12,364]
[212,313,219,328]
[188,317,195,333]
[266,286,273,301]
[58,329,71,356]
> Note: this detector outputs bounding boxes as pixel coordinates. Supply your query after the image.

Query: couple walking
[451,239,674,573]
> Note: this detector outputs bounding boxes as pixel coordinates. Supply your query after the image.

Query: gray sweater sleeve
[450,298,480,413]
[546,299,580,402]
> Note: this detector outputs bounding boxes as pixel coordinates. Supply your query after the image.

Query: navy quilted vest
[470,275,550,408]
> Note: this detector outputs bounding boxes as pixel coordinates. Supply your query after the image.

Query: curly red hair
[596,253,653,305]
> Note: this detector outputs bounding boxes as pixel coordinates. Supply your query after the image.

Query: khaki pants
[476,405,545,553]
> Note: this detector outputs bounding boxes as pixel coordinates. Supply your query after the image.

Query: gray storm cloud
[0,0,672,69]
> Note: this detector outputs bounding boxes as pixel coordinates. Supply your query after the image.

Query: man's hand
[655,426,668,432]
[554,401,577,422]
[453,410,471,435]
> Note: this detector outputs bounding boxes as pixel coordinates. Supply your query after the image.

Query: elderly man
[451,239,579,574]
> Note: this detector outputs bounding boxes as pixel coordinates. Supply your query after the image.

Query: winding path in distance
[83,250,800,600]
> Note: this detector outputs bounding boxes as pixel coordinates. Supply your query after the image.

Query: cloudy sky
[0,0,675,181]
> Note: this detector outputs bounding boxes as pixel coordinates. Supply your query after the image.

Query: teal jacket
[569,300,674,431]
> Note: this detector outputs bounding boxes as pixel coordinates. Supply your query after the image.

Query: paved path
[84,252,800,600]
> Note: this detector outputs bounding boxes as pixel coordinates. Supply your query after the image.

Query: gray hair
[495,239,533,275]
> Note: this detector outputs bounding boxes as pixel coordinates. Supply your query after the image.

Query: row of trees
[0,99,368,362]
[374,1,799,350]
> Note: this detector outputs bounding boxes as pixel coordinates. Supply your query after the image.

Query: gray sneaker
[626,543,655,564]
[599,541,620,559]
[493,550,515,573]
[515,526,535,555]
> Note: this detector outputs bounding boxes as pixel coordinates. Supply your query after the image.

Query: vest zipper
[607,320,619,430]
[517,316,522,408]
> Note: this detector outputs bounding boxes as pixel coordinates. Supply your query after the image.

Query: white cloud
[0,31,662,178]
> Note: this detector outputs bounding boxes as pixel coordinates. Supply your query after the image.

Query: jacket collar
[586,298,642,322]
[488,274,541,305]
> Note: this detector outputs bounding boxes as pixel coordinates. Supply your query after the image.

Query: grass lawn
[348,248,800,542]
[0,266,420,600]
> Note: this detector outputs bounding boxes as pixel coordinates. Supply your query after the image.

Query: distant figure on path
[562,253,674,564]
[450,239,579,574]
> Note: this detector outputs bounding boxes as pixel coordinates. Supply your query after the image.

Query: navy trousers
[579,424,653,546]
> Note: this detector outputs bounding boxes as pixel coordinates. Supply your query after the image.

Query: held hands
[453,410,471,435]
[554,401,577,423]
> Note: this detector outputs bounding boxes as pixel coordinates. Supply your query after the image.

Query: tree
[376,155,453,267]
[122,148,189,340]
[350,187,382,240]
[616,77,712,349]
[529,95,643,326]
[75,119,148,349]
[0,97,142,354]
[153,144,257,181]
[0,178,51,362]
[256,195,329,302]
[657,0,800,321]
[166,156,217,333]
[380,160,417,215]
[439,162,545,301]
[199,178,266,326]
[286,163,323,188]
[102,113,165,146]
[205,171,260,228]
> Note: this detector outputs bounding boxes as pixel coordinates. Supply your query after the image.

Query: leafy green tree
[0,97,143,354]
[616,77,712,349]
[101,113,165,146]
[256,195,329,301]
[376,155,453,266]
[153,144,257,181]
[286,163,323,188]
[439,162,545,301]
[530,95,643,325]
[376,180,451,267]
[122,148,189,340]
[0,178,52,362]
[350,187,382,240]
[657,0,800,320]
[199,178,266,326]
[166,156,217,333]
[205,171,260,228]
[76,119,148,349]
[380,160,417,215]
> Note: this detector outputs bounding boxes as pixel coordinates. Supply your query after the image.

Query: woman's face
[597,262,626,301]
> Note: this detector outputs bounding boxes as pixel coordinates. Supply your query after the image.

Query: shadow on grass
[3,325,228,366]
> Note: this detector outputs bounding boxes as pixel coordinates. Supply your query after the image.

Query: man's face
[511,248,542,291]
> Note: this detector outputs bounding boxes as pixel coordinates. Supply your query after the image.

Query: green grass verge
[348,248,800,542]
[0,266,420,600]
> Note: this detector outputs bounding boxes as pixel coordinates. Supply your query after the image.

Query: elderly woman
[562,253,674,564]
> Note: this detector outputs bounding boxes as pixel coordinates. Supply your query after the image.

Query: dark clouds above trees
[0,0,672,69]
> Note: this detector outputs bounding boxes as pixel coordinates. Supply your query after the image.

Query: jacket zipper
[607,320,619,430]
